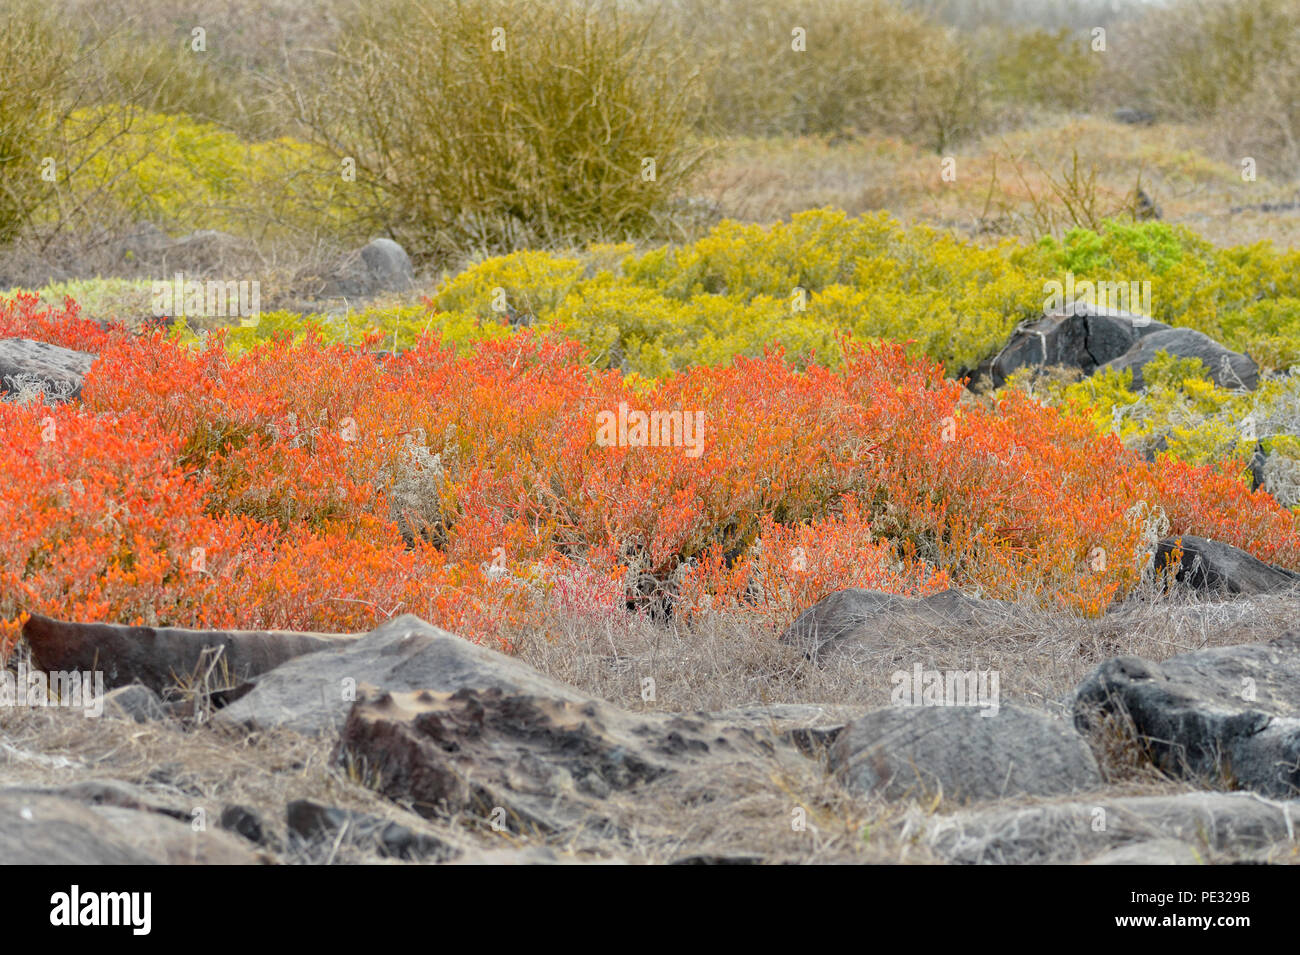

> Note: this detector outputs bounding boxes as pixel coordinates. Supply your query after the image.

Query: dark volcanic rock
[1102,327,1258,391]
[778,588,1012,658]
[0,338,96,402]
[333,684,781,839]
[982,303,1166,389]
[22,613,358,697]
[221,804,274,848]
[1153,535,1300,597]
[1074,631,1300,796]
[286,798,461,862]
[830,704,1102,802]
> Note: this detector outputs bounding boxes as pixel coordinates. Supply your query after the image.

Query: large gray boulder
[920,791,1299,864]
[1152,535,1300,596]
[1102,326,1258,391]
[982,302,1167,388]
[1074,631,1300,796]
[215,614,587,736]
[0,338,96,402]
[830,704,1102,803]
[778,587,1012,658]
[22,613,358,697]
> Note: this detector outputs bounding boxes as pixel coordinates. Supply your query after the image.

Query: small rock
[102,684,171,724]
[221,804,273,848]
[286,798,460,862]
[1153,535,1300,597]
[312,238,415,300]
[778,587,1012,658]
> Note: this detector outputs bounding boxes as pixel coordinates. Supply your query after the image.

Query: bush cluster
[3,291,1297,654]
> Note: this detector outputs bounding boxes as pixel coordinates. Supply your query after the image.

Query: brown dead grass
[695,117,1300,248]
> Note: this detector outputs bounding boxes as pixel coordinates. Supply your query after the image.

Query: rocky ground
[3,547,1299,865]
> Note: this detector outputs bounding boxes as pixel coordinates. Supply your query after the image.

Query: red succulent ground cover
[2,292,1297,654]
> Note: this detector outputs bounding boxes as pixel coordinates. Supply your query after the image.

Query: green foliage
[1038,220,1199,276]
[231,209,1045,376]
[4,278,155,321]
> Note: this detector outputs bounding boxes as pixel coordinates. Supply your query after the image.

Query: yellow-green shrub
[46,107,350,243]
[304,0,706,258]
[222,211,1300,385]
[0,0,83,242]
